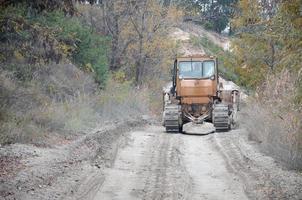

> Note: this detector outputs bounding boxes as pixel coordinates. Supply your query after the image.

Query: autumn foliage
[231,0,302,168]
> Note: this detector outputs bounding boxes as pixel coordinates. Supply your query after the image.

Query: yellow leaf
[85,63,94,72]
[13,50,25,61]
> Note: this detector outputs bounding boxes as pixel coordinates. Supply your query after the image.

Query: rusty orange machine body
[163,54,240,132]
[175,56,218,121]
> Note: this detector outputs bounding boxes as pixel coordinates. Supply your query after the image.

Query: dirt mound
[180,23,230,51]
[170,27,205,56]
[0,120,147,200]
[170,23,230,57]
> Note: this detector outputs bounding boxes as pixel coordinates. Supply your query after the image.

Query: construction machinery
[162,55,240,132]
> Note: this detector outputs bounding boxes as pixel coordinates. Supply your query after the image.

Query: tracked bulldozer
[162,55,240,132]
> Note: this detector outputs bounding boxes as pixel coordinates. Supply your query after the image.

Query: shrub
[34,11,110,86]
[203,21,214,30]
[243,69,302,169]
[0,6,110,86]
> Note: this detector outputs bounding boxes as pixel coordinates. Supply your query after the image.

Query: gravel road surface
[1,121,302,200]
[93,124,247,200]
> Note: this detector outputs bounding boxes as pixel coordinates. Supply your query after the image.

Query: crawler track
[163,104,181,132]
[213,104,230,131]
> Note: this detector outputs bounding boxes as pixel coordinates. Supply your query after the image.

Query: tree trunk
[103,1,121,71]
[134,2,146,86]
[163,0,171,7]
[109,16,120,71]
[135,35,143,85]
[110,34,120,71]
[269,41,275,70]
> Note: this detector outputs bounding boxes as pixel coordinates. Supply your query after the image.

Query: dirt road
[79,119,302,200]
[93,125,247,200]
[1,117,302,200]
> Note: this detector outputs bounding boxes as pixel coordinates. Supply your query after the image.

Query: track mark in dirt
[141,127,192,200]
[181,131,247,200]
[93,126,192,200]
[93,125,248,200]
[0,121,145,200]
[212,128,302,200]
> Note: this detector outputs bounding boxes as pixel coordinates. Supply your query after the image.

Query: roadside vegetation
[231,0,302,169]
[0,1,181,145]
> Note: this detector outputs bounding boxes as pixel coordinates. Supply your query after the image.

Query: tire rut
[211,129,302,199]
[142,132,192,200]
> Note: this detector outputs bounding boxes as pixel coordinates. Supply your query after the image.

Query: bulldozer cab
[172,55,218,105]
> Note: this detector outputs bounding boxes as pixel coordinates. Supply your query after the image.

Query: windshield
[178,61,215,79]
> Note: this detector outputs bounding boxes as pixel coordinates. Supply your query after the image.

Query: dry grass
[0,63,148,146]
[98,79,149,121]
[243,69,302,169]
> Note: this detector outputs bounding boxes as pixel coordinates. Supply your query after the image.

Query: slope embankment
[0,119,150,200]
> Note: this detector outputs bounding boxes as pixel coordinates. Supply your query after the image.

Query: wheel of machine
[213,104,231,132]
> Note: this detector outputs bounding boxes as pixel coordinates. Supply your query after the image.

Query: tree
[101,0,126,71]
[231,0,302,90]
[87,0,180,85]
[175,0,238,33]
[0,0,75,15]
[125,0,180,85]
[78,0,181,85]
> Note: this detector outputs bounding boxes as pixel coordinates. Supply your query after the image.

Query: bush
[242,69,302,169]
[203,21,214,30]
[0,64,148,145]
[199,16,228,33]
[97,78,148,120]
[33,11,110,86]
[0,6,110,86]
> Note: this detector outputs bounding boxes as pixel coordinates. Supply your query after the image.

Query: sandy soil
[169,23,231,57]
[169,27,205,56]
[180,23,230,51]
[93,125,247,200]
[0,120,147,200]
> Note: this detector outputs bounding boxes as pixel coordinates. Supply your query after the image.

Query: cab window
[178,61,215,79]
